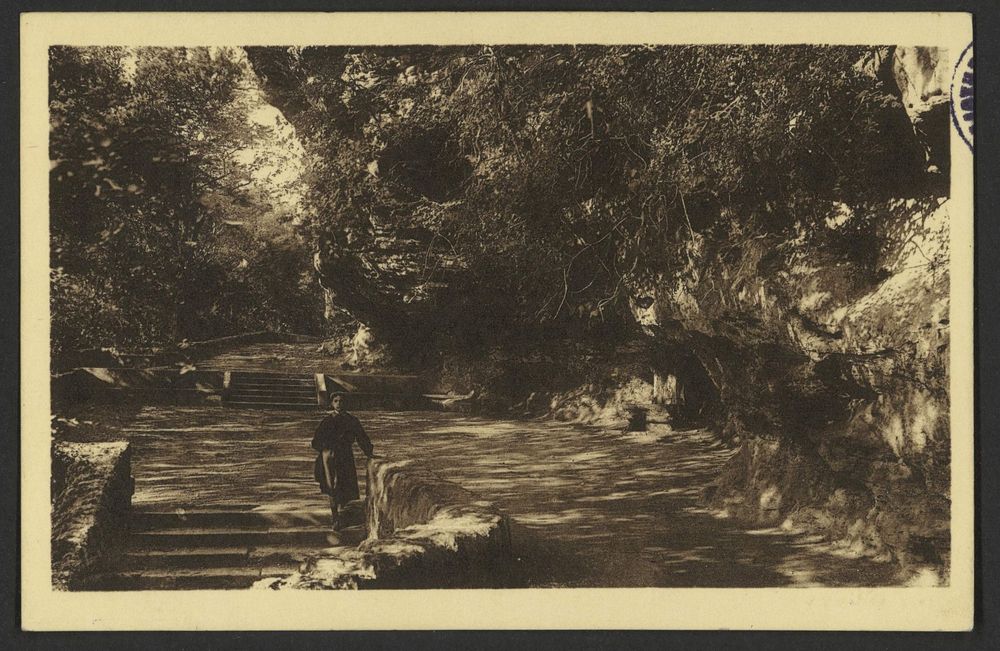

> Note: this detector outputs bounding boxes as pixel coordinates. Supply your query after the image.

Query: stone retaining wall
[51,441,133,590]
[260,459,512,590]
[52,367,225,406]
[56,330,322,371]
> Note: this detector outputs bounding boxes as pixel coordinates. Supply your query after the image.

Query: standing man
[311,393,374,530]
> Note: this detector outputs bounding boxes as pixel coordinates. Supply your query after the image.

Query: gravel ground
[86,404,903,588]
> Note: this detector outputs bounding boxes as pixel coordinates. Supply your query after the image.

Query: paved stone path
[122,405,900,588]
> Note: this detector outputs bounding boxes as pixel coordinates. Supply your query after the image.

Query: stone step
[227,392,317,403]
[231,380,316,389]
[130,526,339,549]
[227,397,316,404]
[132,509,332,531]
[124,547,253,569]
[227,400,462,410]
[250,536,365,558]
[228,385,315,392]
[228,388,315,395]
[226,393,319,405]
[230,371,316,382]
[229,384,316,396]
[232,374,315,382]
[232,368,315,375]
[224,401,320,410]
[231,383,315,390]
[121,544,334,570]
[83,565,299,591]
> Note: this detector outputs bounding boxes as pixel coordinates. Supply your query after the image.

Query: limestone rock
[859,46,951,172]
[51,441,133,589]
[684,199,950,577]
[263,458,512,589]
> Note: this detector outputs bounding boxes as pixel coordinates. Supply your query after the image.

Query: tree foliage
[49,47,323,360]
[247,45,929,347]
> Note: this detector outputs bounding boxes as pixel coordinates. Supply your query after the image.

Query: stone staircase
[221,370,444,411]
[197,340,466,412]
[224,371,319,410]
[83,503,365,590]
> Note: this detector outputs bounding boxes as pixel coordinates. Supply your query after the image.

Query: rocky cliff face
[860,46,952,176]
[312,222,467,347]
[634,196,950,580]
[646,48,954,580]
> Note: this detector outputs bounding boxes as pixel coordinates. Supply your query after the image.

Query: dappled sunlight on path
[123,406,900,587]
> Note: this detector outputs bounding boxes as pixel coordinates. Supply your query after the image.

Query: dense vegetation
[51,45,934,366]
[49,47,324,362]
[245,45,930,355]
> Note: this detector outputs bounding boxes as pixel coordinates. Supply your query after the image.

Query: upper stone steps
[224,400,319,410]
[218,368,444,411]
[233,376,316,385]
[224,371,320,409]
[230,381,315,390]
[227,391,317,401]
[227,395,317,405]
[228,390,317,396]
[229,384,315,392]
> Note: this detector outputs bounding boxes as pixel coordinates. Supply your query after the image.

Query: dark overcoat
[311,411,374,505]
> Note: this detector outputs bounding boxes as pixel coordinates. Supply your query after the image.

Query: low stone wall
[51,441,134,590]
[56,330,322,371]
[261,459,512,590]
[52,367,225,406]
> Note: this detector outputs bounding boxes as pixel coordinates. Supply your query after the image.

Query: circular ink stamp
[951,42,974,152]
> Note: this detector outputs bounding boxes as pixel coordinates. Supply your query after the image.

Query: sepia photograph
[21,12,974,630]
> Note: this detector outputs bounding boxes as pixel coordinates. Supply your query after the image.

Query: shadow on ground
[101,406,900,587]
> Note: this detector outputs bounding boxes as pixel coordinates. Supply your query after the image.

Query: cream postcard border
[20,11,974,631]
